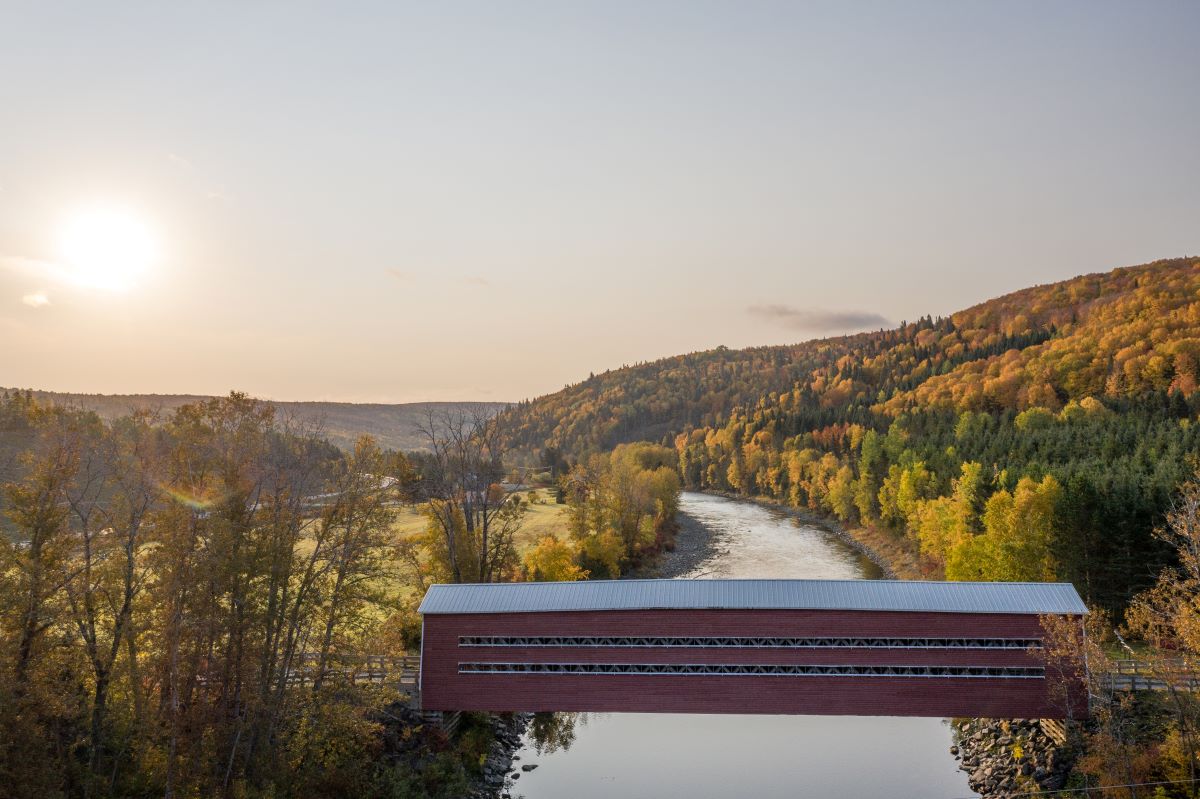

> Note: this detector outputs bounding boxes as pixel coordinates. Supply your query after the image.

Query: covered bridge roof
[418,578,1087,616]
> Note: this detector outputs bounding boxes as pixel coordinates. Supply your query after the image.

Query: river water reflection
[508,492,976,799]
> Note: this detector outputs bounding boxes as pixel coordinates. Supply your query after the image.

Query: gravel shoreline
[632,508,719,579]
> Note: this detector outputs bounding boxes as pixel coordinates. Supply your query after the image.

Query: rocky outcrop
[952,719,1073,797]
[470,712,532,799]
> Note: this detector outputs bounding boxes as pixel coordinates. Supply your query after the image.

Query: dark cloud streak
[747,304,891,333]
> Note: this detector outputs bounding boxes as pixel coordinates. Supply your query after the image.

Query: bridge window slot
[458,635,1042,650]
[457,662,1045,679]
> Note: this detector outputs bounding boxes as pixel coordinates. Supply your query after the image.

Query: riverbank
[635,508,720,579]
[834,520,924,580]
[951,718,1071,795]
[470,713,533,799]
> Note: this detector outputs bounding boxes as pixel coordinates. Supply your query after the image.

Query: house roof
[417,578,1087,616]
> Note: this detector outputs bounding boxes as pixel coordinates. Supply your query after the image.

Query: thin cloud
[22,291,50,308]
[167,152,195,170]
[1,255,68,283]
[464,276,492,288]
[748,304,891,333]
[386,268,409,282]
[2,255,49,274]
[168,152,231,201]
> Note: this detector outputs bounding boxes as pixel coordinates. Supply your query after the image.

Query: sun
[57,205,159,291]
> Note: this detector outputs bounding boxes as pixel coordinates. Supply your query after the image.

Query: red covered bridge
[417,578,1089,719]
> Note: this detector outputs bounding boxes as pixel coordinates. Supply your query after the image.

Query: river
[506,492,976,798]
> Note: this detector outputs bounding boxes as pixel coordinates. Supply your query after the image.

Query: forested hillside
[504,258,1199,458]
[507,257,1200,609]
[501,345,843,455]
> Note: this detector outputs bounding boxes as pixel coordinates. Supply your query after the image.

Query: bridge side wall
[420,609,1086,718]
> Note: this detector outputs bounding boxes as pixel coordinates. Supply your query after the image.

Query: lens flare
[158,482,228,511]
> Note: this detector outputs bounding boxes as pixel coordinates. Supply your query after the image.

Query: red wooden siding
[420,609,1087,719]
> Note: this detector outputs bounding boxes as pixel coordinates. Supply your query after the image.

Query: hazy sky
[2,2,1198,402]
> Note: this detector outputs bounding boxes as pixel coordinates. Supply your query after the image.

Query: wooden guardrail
[283,654,420,688]
[191,654,420,693]
[1106,659,1200,692]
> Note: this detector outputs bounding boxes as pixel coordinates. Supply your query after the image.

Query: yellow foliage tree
[523,536,589,582]
[945,475,1061,582]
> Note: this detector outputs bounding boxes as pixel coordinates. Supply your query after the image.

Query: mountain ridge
[0,389,510,452]
[501,257,1199,458]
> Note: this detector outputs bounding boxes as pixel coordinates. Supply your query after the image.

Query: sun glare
[57,205,159,291]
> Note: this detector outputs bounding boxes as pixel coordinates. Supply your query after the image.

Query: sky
[1,1,1198,403]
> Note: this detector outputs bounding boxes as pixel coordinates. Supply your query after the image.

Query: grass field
[389,487,570,552]
[296,489,570,615]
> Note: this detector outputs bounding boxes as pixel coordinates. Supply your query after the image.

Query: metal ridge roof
[417,578,1087,616]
